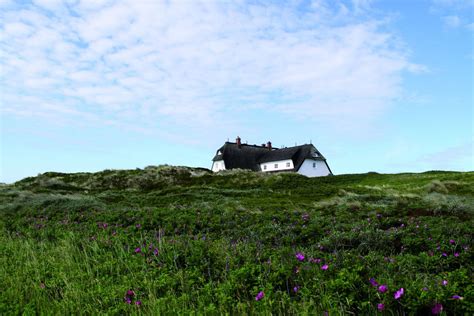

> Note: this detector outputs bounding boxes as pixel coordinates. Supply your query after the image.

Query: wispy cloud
[431,0,473,30]
[0,0,418,141]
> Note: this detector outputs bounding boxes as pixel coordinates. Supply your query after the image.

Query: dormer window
[218,150,222,155]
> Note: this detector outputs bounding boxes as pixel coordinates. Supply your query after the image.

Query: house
[211,137,333,177]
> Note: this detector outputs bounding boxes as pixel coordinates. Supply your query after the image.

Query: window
[263,165,267,170]
[313,162,316,168]
[286,162,291,168]
[274,163,278,169]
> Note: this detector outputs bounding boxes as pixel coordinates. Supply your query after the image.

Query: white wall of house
[211,160,226,172]
[260,159,293,172]
[297,159,331,177]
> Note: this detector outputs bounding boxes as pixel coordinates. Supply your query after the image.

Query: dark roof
[212,142,331,173]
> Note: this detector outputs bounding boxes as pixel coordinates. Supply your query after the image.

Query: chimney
[267,141,272,150]
[236,136,241,148]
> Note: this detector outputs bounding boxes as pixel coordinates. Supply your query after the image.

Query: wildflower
[255,291,265,301]
[302,213,310,221]
[295,252,305,262]
[451,295,463,300]
[378,285,388,293]
[369,278,379,287]
[321,264,329,270]
[449,239,455,244]
[431,303,443,315]
[39,282,45,289]
[136,224,141,229]
[376,213,382,219]
[134,247,141,254]
[126,290,135,297]
[293,285,300,293]
[423,287,429,291]
[441,280,448,286]
[442,252,447,257]
[153,248,159,256]
[135,300,142,306]
[377,303,385,311]
[454,252,459,257]
[394,288,404,300]
[124,297,132,304]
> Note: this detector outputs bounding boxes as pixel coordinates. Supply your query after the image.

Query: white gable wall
[297,159,331,177]
[260,159,293,172]
[211,160,226,172]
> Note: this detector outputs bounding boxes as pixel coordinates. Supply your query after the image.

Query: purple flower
[394,288,404,300]
[376,213,382,219]
[441,280,448,286]
[136,224,141,229]
[454,252,459,257]
[377,303,385,311]
[451,295,462,300]
[378,285,388,293]
[255,291,265,301]
[153,248,159,256]
[135,300,142,306]
[293,285,300,293]
[310,258,321,263]
[134,247,141,254]
[423,287,429,291]
[449,239,455,244]
[431,303,443,315]
[295,252,305,262]
[126,290,135,297]
[369,278,379,287]
[321,264,329,270]
[442,252,447,257]
[302,213,310,221]
[124,297,131,304]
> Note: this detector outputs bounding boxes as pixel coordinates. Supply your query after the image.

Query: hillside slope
[1,167,473,314]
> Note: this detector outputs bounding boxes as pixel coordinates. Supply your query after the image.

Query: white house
[211,137,332,177]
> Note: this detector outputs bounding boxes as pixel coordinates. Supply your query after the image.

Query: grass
[0,166,473,314]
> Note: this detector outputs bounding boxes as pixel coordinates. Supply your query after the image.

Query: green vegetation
[1,166,473,314]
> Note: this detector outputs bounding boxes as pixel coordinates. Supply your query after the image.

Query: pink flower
[369,278,379,287]
[255,291,265,301]
[431,303,443,315]
[378,285,388,293]
[377,303,385,311]
[441,280,448,286]
[394,288,404,300]
[295,252,305,261]
[321,264,329,270]
[135,300,142,306]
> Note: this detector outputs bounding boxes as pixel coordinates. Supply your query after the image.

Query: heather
[0,167,473,314]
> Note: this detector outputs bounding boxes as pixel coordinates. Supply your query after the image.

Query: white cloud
[0,0,419,140]
[442,15,462,27]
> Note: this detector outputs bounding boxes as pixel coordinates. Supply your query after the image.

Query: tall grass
[1,169,473,314]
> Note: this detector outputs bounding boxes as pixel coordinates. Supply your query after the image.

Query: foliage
[1,168,473,314]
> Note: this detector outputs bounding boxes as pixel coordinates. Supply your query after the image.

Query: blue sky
[1,0,472,183]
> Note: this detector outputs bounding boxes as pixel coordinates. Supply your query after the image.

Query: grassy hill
[1,166,473,314]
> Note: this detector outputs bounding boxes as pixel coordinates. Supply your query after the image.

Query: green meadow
[1,166,473,314]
